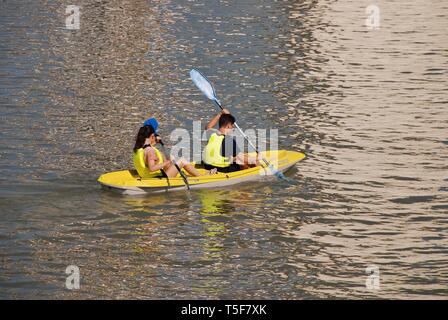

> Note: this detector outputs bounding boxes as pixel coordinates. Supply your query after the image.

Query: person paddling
[203,109,260,173]
[133,121,216,179]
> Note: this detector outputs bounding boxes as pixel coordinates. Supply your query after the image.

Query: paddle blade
[190,69,216,101]
[259,163,290,181]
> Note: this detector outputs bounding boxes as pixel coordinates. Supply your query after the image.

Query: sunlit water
[0,0,447,299]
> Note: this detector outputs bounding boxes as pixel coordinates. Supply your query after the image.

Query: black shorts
[159,169,168,178]
[204,163,241,173]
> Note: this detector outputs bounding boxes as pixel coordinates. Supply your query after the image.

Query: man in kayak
[203,109,260,173]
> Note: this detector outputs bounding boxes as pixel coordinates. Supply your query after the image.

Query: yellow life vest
[133,146,164,178]
[203,133,231,168]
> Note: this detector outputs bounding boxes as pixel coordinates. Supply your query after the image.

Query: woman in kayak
[133,125,216,178]
[203,109,260,173]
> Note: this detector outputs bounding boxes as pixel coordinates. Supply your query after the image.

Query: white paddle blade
[190,69,216,101]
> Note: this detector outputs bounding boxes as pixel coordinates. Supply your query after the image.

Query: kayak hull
[98,150,305,195]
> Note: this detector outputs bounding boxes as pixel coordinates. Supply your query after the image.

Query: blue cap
[143,117,158,134]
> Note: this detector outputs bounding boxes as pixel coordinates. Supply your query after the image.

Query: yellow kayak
[98,150,305,195]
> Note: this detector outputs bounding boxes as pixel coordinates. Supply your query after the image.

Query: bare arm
[145,149,170,171]
[205,108,230,130]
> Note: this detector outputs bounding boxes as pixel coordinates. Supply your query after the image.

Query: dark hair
[219,114,236,128]
[133,125,155,152]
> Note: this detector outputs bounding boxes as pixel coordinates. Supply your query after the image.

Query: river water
[0,0,447,299]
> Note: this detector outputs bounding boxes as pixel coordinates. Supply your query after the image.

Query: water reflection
[1,0,447,299]
[25,0,177,175]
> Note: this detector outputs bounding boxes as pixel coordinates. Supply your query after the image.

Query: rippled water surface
[1,0,447,299]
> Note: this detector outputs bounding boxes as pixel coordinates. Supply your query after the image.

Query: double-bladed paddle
[190,69,287,180]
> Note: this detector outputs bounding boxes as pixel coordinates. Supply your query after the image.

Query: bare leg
[164,158,214,177]
[179,158,217,176]
[182,163,204,177]
[235,153,259,168]
[163,164,180,178]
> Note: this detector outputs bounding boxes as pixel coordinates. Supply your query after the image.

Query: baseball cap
[143,117,158,134]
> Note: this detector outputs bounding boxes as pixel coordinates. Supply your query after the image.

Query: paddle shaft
[190,68,286,179]
[212,99,272,170]
[159,141,190,190]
